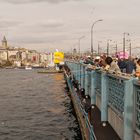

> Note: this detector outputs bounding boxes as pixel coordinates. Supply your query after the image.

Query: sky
[0,0,140,55]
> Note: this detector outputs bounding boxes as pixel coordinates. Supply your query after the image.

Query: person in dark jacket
[118,58,126,72]
[82,96,91,122]
[79,88,85,99]
[125,57,135,74]
[72,80,79,91]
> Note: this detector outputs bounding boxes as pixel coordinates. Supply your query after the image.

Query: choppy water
[0,69,82,140]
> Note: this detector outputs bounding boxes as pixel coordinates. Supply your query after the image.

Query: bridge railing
[95,70,102,95]
[107,74,127,117]
[134,80,140,136]
[65,61,140,140]
[66,73,97,140]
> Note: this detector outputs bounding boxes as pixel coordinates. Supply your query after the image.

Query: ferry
[25,66,32,70]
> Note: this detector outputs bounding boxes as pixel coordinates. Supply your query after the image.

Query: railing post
[78,64,80,83]
[71,63,74,78]
[79,64,81,86]
[88,70,92,98]
[91,71,96,105]
[101,72,108,122]
[81,65,84,88]
[69,62,72,72]
[123,79,134,140]
[85,69,89,97]
[83,66,86,89]
[77,64,79,81]
[75,63,77,80]
[74,63,77,79]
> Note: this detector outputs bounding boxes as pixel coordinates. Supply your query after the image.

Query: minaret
[2,36,8,49]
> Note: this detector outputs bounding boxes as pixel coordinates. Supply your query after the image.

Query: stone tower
[2,36,8,49]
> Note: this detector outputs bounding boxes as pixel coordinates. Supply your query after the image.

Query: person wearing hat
[94,56,100,67]
[84,56,94,65]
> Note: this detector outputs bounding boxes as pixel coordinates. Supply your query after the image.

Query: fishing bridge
[65,61,140,140]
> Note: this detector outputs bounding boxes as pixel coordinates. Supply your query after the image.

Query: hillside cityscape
[0,36,51,68]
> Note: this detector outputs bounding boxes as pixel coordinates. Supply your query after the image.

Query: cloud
[1,0,84,4]
[19,20,65,34]
[11,35,61,44]
[39,20,64,28]
[19,37,48,44]
[10,31,77,45]
[0,20,22,29]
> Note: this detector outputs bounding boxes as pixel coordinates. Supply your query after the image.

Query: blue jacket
[125,60,135,74]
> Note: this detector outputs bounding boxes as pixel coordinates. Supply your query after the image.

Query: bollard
[123,79,134,140]
[101,72,108,122]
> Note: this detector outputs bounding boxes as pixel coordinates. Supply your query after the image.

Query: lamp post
[98,41,102,55]
[91,19,103,57]
[78,36,85,55]
[115,42,118,55]
[126,39,131,57]
[113,41,118,56]
[106,39,112,56]
[71,43,77,55]
[123,32,129,59]
[129,40,132,57]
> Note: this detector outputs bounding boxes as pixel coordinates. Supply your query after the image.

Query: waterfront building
[39,53,48,67]
[0,48,8,61]
[0,36,28,66]
[27,50,40,65]
[0,36,9,64]
[8,48,18,62]
[0,36,45,67]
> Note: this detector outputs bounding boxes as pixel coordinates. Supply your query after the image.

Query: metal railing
[107,75,126,116]
[95,70,102,95]
[66,75,96,140]
[134,80,140,135]
[65,61,140,140]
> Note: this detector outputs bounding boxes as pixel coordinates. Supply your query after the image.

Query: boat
[37,69,63,74]
[25,66,32,70]
[5,66,14,69]
[37,66,63,74]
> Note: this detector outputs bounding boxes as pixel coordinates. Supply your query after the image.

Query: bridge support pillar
[91,71,96,105]
[123,79,134,140]
[85,70,89,97]
[81,65,84,88]
[101,72,108,122]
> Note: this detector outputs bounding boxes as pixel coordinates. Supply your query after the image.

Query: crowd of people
[64,55,140,126]
[68,55,140,78]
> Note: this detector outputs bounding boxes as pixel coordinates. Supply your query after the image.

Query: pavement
[77,89,121,140]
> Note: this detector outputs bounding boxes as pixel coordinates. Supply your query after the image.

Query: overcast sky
[0,0,140,54]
